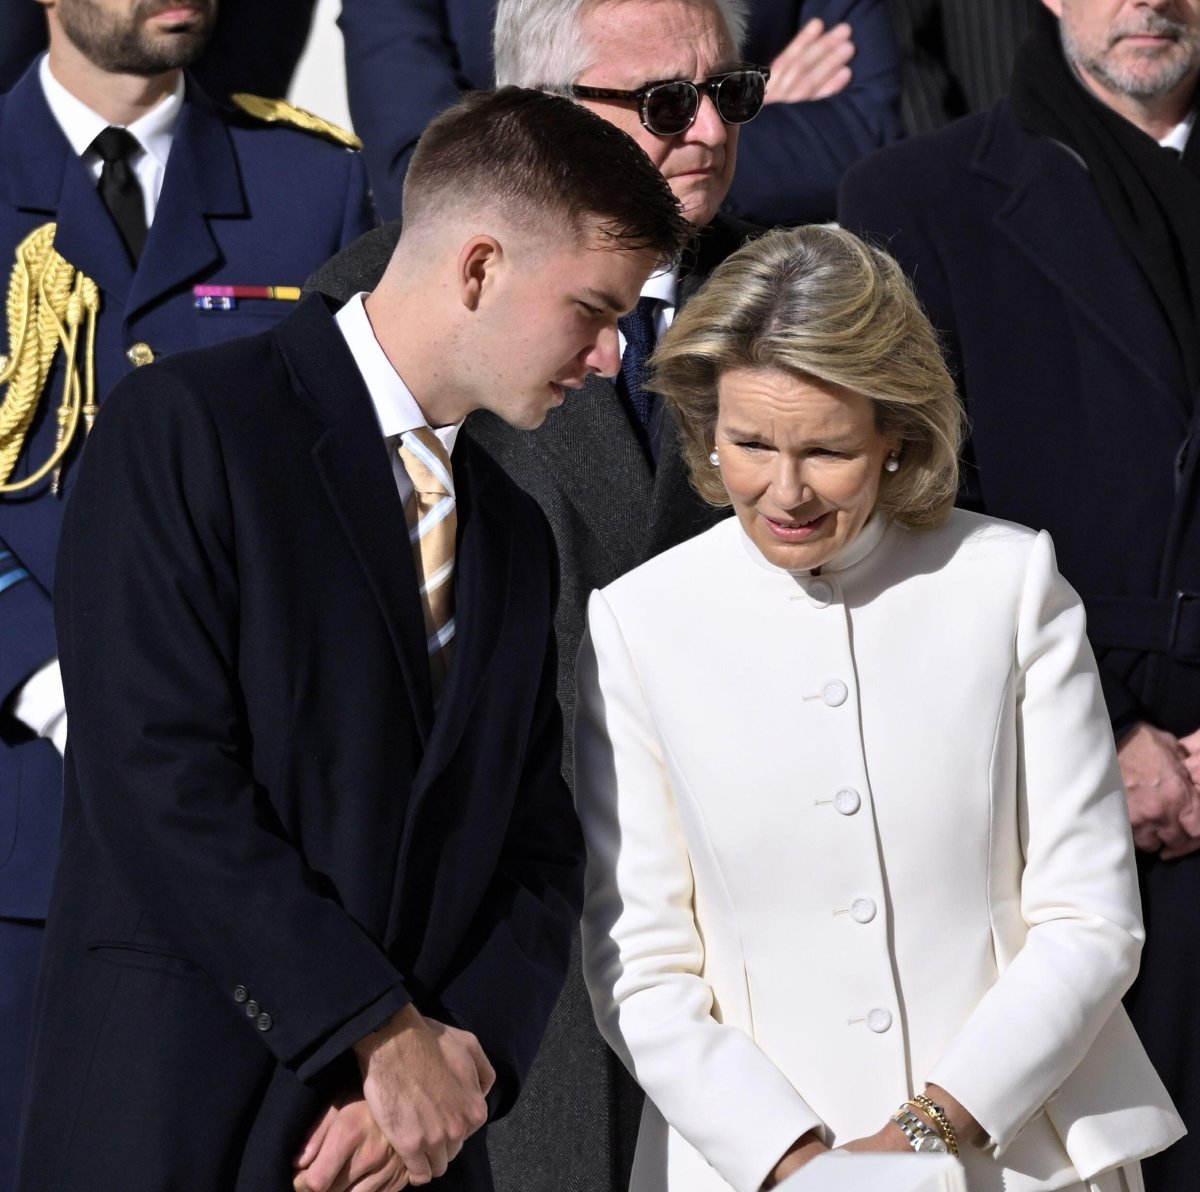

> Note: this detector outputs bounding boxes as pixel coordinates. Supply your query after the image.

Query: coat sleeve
[340,0,473,222]
[54,365,412,1082]
[724,0,902,225]
[576,590,822,1192]
[926,531,1146,1151]
[437,512,585,1119]
[0,536,55,712]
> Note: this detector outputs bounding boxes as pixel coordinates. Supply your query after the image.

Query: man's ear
[457,235,503,312]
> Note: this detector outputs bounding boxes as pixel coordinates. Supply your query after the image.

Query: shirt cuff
[11,657,66,751]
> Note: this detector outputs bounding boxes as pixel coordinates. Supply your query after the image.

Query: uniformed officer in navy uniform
[0,3,374,1182]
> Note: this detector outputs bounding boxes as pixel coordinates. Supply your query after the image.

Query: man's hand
[352,1004,494,1185]
[765,19,856,105]
[1118,721,1200,859]
[293,1097,409,1192]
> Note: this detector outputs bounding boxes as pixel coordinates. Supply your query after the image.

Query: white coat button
[822,680,848,707]
[850,897,877,924]
[834,788,861,815]
[807,580,833,607]
[867,1007,893,1033]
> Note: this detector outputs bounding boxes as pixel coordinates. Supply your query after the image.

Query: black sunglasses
[570,64,770,136]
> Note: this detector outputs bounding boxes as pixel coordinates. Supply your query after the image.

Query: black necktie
[616,296,660,430]
[91,126,147,263]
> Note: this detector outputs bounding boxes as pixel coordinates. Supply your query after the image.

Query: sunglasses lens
[715,72,766,124]
[644,82,699,135]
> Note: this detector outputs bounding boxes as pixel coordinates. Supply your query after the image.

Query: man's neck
[362,288,466,430]
[46,42,180,127]
[1075,61,1200,142]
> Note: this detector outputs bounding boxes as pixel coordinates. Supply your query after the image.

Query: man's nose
[685,89,728,145]
[587,322,622,378]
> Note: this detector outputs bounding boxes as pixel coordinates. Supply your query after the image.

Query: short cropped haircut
[652,226,964,529]
[494,0,749,90]
[402,87,691,264]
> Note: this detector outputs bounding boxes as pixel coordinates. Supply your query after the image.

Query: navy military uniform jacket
[0,64,375,925]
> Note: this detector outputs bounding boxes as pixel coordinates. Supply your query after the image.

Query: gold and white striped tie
[398,428,456,697]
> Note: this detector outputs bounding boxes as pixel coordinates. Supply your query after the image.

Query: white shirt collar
[334,293,461,470]
[614,265,680,368]
[1160,109,1196,153]
[641,266,679,310]
[39,54,183,167]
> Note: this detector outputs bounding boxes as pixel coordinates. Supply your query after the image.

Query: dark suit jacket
[16,294,583,1191]
[728,0,902,225]
[306,213,751,1191]
[0,65,375,925]
[339,0,900,224]
[839,102,1200,1189]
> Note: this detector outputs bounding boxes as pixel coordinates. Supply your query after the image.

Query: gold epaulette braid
[0,223,101,495]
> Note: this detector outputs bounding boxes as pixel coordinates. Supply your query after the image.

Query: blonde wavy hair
[652,225,964,529]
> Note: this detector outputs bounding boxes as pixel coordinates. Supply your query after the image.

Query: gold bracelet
[908,1094,959,1156]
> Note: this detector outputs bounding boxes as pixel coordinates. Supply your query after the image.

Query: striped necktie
[398,428,456,698]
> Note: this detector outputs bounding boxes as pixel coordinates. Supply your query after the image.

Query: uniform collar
[39,54,183,168]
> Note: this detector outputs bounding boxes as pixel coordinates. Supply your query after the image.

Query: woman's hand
[837,1084,983,1159]
[761,1129,830,1188]
[836,1121,911,1155]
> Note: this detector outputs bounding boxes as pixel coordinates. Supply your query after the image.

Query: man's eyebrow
[579,287,627,313]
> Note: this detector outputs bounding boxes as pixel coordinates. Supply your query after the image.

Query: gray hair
[494,0,749,90]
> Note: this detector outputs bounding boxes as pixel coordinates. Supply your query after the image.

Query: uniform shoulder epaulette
[230,94,363,151]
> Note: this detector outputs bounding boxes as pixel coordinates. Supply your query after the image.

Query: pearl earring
[884,452,900,473]
[708,450,720,466]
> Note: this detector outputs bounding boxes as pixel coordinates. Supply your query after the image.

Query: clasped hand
[1120,722,1200,859]
[294,1004,494,1191]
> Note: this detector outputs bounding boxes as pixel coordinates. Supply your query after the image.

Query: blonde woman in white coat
[574,226,1184,1192]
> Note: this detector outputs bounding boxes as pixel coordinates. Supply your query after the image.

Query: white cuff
[12,658,67,754]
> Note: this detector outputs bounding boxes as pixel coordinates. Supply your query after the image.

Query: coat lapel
[282,295,434,742]
[980,105,1189,424]
[125,80,243,319]
[4,68,134,308]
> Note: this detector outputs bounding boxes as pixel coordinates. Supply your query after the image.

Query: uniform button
[822,680,848,707]
[807,580,833,608]
[245,1000,260,1017]
[850,897,877,924]
[126,342,155,367]
[256,1012,273,1032]
[834,788,861,815]
[233,985,248,1004]
[867,1007,893,1033]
